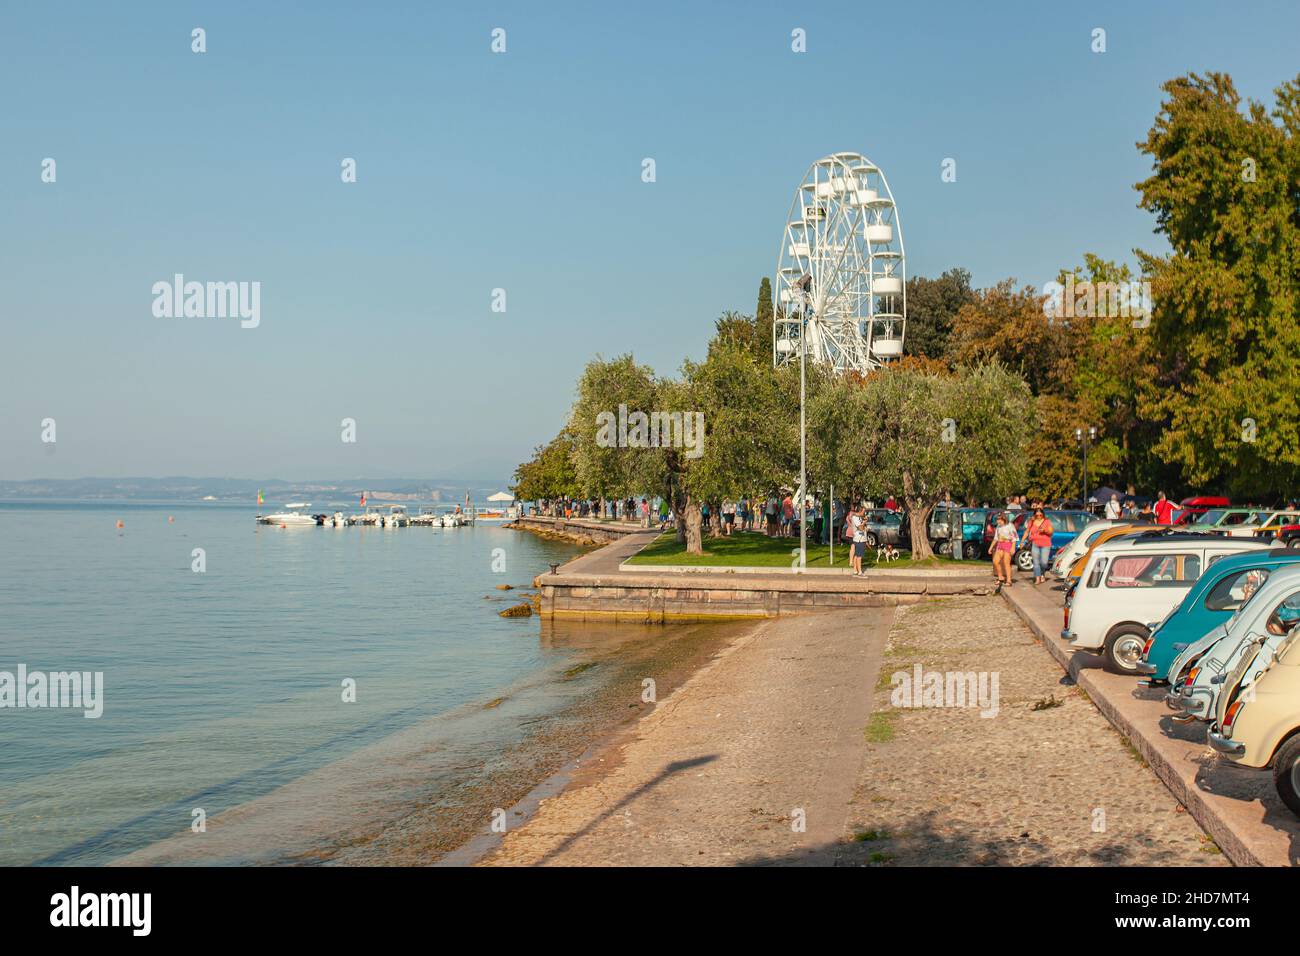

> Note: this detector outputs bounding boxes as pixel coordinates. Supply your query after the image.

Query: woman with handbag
[1025,507,1054,585]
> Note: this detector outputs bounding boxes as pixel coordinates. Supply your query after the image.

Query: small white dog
[876,544,900,562]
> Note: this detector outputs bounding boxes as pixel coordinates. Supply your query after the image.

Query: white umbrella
[487,491,515,502]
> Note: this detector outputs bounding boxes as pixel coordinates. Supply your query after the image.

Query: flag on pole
[360,491,367,507]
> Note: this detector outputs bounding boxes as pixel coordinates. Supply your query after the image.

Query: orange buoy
[168,515,174,523]
[116,519,124,529]
[280,523,287,529]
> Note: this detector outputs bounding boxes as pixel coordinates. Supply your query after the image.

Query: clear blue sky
[2,0,1297,481]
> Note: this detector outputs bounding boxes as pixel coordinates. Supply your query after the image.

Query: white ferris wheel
[773,152,906,374]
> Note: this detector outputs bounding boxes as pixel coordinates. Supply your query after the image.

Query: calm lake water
[0,500,679,866]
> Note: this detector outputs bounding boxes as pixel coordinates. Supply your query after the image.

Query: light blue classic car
[1135,549,1300,684]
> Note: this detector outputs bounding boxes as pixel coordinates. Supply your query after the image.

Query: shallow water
[0,500,727,865]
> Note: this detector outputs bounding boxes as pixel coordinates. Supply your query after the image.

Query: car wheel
[1016,549,1033,573]
[1288,539,1300,550]
[863,532,878,548]
[1273,736,1300,818]
[1103,625,1149,675]
[962,541,981,560]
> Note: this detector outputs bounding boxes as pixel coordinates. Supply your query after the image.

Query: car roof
[1094,535,1278,554]
[1201,549,1300,571]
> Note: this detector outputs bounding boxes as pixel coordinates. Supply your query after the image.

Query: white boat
[388,505,409,527]
[410,507,441,526]
[259,509,317,526]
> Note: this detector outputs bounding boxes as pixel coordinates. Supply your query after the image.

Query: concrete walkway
[478,610,892,865]
[1002,581,1300,866]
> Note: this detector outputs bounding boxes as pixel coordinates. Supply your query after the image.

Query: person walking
[781,493,794,538]
[1104,494,1121,520]
[989,512,1018,589]
[1025,507,1054,585]
[722,498,736,536]
[1153,491,1175,525]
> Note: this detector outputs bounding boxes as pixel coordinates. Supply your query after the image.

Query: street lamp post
[799,304,807,572]
[1075,426,1097,507]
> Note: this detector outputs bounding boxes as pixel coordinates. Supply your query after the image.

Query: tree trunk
[684,499,704,555]
[902,470,936,559]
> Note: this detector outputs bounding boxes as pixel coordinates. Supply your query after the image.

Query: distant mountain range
[0,477,511,503]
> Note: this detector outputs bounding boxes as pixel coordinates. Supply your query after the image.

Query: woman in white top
[989,512,1019,588]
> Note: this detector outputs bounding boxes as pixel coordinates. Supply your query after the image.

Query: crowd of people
[529,489,1294,586]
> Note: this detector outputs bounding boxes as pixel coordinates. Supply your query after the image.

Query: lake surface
[0,501,733,866]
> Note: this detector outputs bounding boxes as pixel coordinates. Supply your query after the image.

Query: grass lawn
[625,531,975,570]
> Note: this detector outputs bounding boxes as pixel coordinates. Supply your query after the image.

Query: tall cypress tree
[756,276,775,364]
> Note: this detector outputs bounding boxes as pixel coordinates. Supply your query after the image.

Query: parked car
[1169,567,1300,721]
[1135,550,1300,684]
[1207,601,1300,816]
[1062,534,1278,674]
[1190,507,1258,530]
[1279,524,1300,548]
[1224,509,1300,539]
[858,508,905,548]
[1175,496,1231,525]
[929,507,995,560]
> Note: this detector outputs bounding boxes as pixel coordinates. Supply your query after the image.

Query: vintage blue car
[1135,548,1300,684]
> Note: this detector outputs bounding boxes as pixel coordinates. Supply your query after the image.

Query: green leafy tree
[568,354,667,507]
[904,268,975,360]
[1135,72,1300,499]
[756,276,775,363]
[811,364,1032,557]
[511,429,579,501]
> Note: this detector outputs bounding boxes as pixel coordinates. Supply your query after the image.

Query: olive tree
[811,364,1032,558]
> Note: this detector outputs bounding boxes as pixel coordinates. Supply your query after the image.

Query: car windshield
[1197,509,1227,525]
[1240,511,1269,527]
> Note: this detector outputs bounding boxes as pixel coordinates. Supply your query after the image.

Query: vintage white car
[1207,585,1300,817]
[1062,534,1278,674]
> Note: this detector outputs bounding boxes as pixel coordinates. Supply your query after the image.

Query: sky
[2,0,1298,482]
